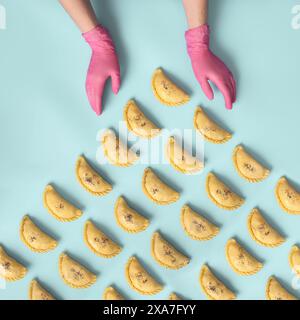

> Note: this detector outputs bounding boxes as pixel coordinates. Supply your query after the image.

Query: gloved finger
[86,77,106,116]
[229,74,236,103]
[221,72,235,102]
[111,69,121,95]
[216,76,235,106]
[215,80,234,110]
[199,77,214,100]
[226,78,235,104]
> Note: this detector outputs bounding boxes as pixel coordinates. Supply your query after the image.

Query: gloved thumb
[199,77,214,100]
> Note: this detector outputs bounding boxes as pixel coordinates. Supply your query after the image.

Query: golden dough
[266,276,297,300]
[232,145,270,182]
[124,100,161,138]
[225,239,263,275]
[206,173,244,210]
[76,156,112,196]
[289,245,300,276]
[168,293,182,300]
[180,205,219,241]
[193,107,232,144]
[142,168,180,205]
[199,264,236,300]
[101,129,139,167]
[151,232,190,269]
[0,245,27,281]
[275,177,300,214]
[125,256,163,295]
[20,215,57,253]
[84,221,122,258]
[103,286,125,300]
[151,68,189,106]
[247,208,284,247]
[114,196,149,233]
[166,136,203,174]
[59,253,96,289]
[29,280,55,300]
[43,185,82,222]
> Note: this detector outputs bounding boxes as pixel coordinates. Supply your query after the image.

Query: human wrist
[82,25,115,53]
[82,25,107,43]
[185,24,210,53]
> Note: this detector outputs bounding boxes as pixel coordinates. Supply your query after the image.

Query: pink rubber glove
[83,25,120,115]
[185,24,236,110]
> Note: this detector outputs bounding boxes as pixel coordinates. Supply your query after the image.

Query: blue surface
[1,0,300,300]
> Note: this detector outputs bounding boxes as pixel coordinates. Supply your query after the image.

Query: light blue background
[1,0,300,300]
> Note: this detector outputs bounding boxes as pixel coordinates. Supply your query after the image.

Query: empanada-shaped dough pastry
[232,145,270,182]
[20,215,58,253]
[29,280,55,300]
[180,205,219,241]
[59,253,96,289]
[266,276,297,300]
[199,265,236,300]
[206,173,244,210]
[194,107,232,144]
[76,156,112,196]
[101,129,139,167]
[124,100,161,138]
[142,168,180,205]
[84,221,121,258]
[289,245,300,276]
[151,232,190,269]
[114,197,149,233]
[0,246,27,281]
[151,68,189,106]
[169,293,182,300]
[225,239,263,275]
[275,177,300,214]
[247,208,284,247]
[125,256,163,295]
[43,185,82,222]
[103,286,125,300]
[166,136,203,174]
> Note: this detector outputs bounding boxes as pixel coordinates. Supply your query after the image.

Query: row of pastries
[1,68,300,300]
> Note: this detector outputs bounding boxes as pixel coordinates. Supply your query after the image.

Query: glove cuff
[82,25,115,53]
[185,24,210,54]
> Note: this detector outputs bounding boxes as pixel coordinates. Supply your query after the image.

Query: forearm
[59,0,98,33]
[182,0,208,29]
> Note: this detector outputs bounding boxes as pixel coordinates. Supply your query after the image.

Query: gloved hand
[83,25,120,115]
[185,24,236,110]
